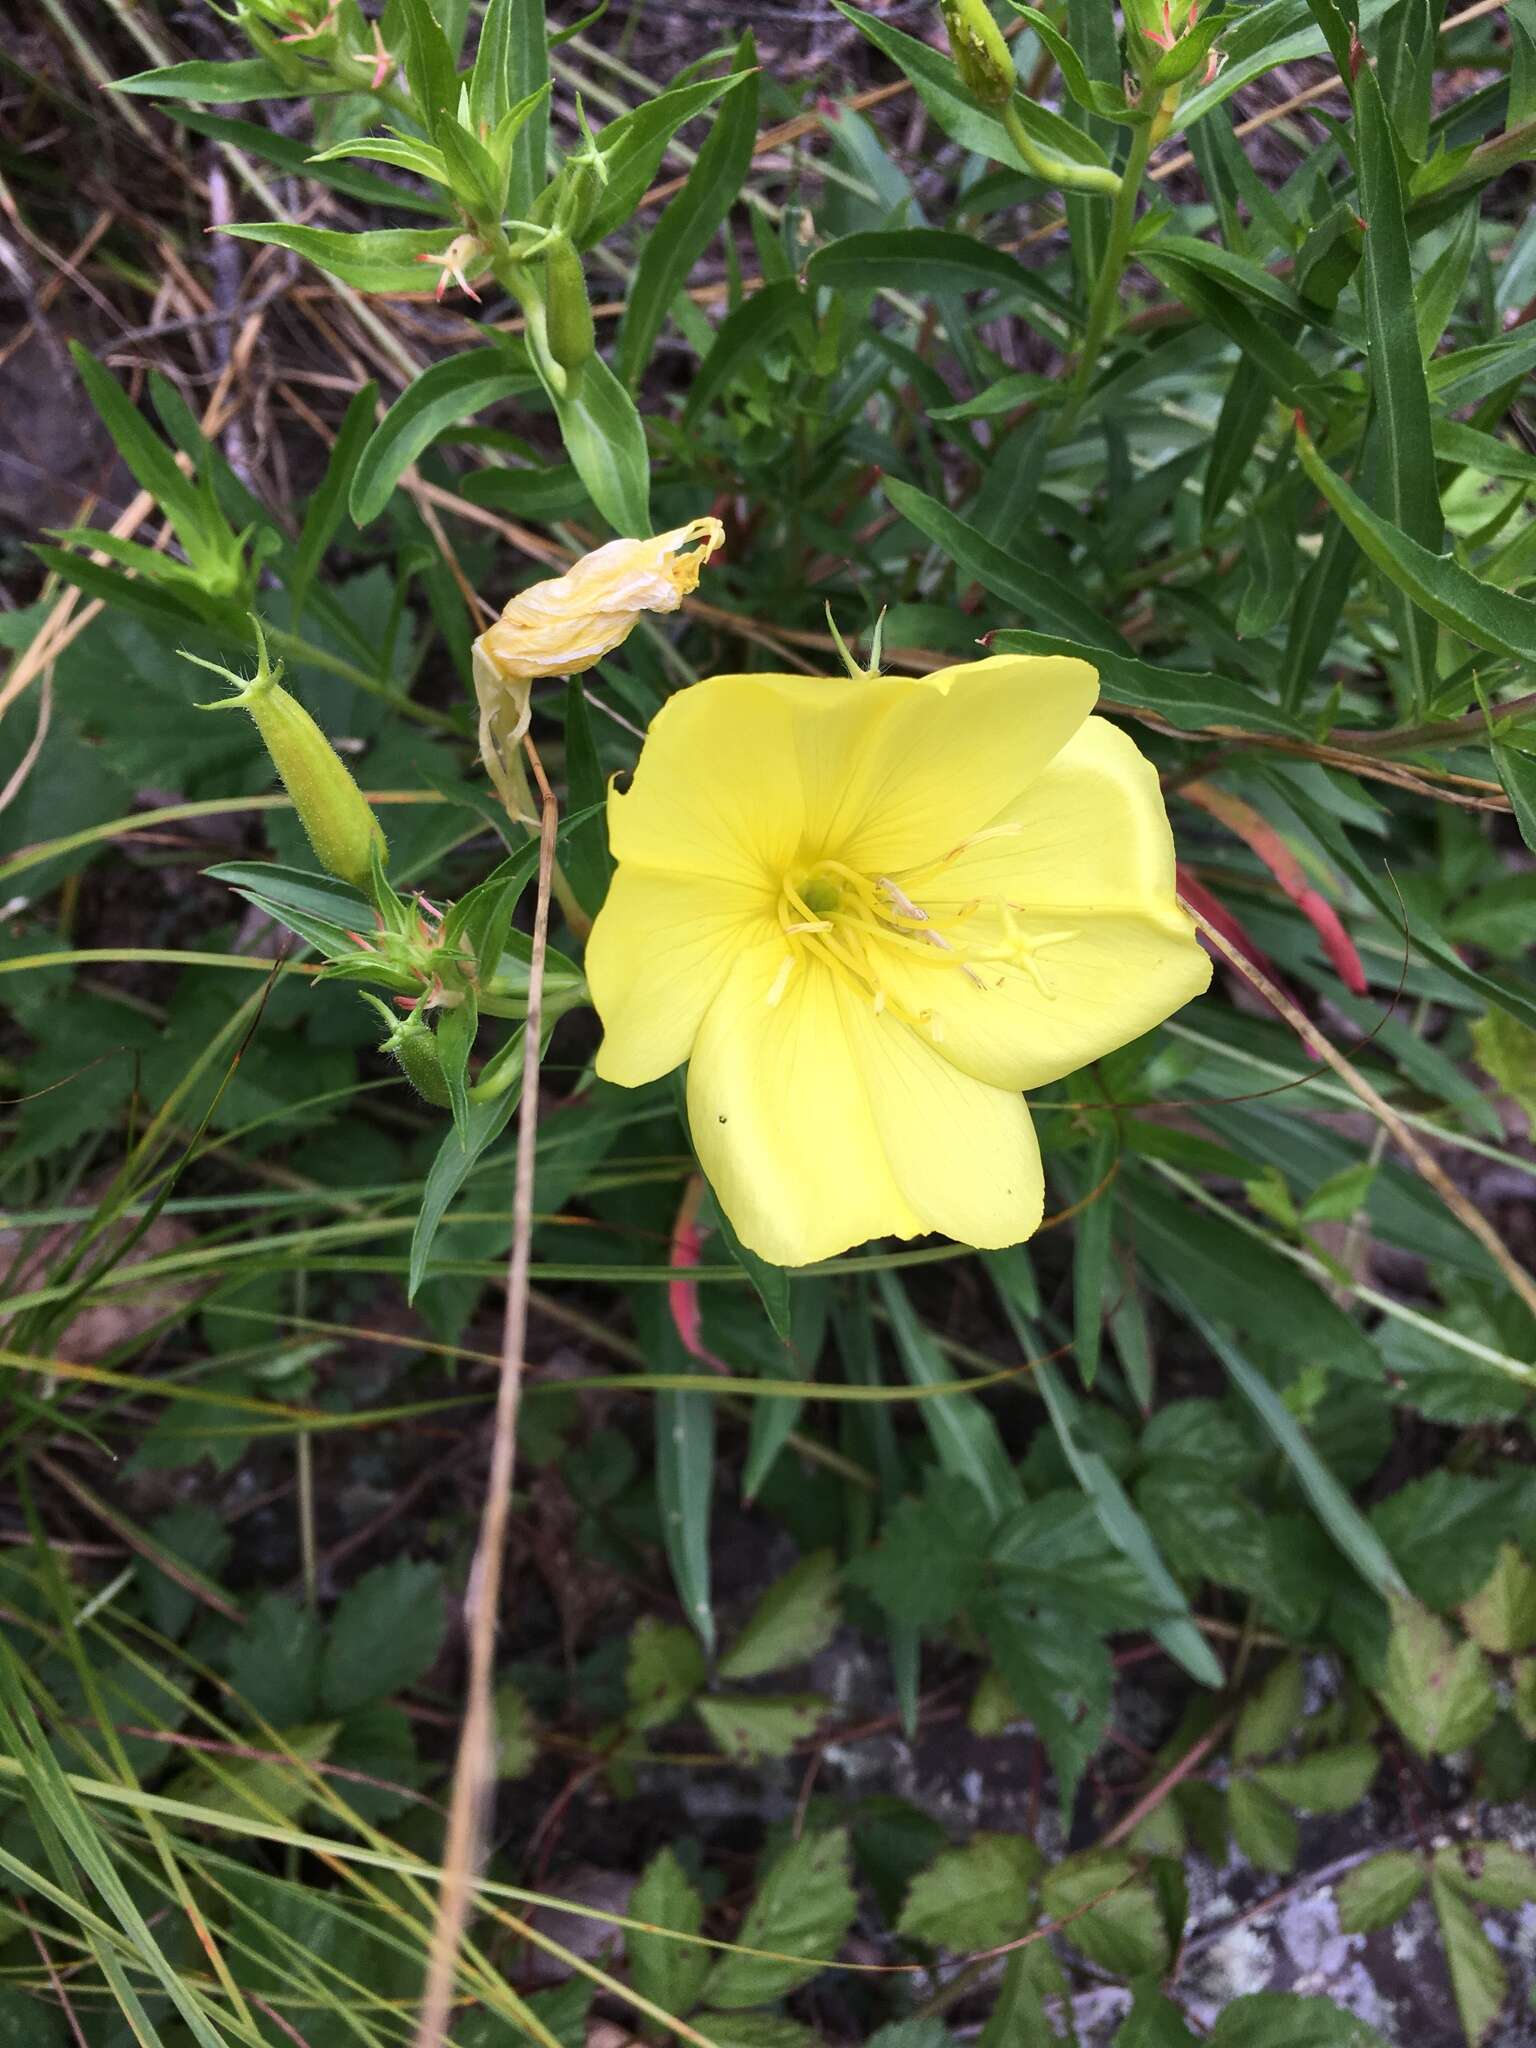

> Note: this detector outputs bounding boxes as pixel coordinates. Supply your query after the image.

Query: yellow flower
[585,655,1211,1267]
[474,517,725,685]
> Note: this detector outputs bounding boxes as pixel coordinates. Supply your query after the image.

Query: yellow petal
[607,675,807,886]
[687,941,921,1265]
[821,653,1098,871]
[874,720,1210,1089]
[685,944,1042,1265]
[833,977,1044,1249]
[588,868,774,1088]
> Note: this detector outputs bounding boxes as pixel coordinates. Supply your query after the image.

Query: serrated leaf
[1431,1873,1507,2046]
[1228,1776,1299,1874]
[227,1594,321,1728]
[1040,1850,1169,1976]
[1460,1542,1536,1655]
[1209,1992,1391,2047]
[695,1692,825,1762]
[1233,1655,1305,1761]
[1378,1598,1496,1757]
[319,1559,446,1714]
[897,1833,1043,1951]
[1336,1851,1426,1933]
[1434,1841,1536,1910]
[719,1551,839,1681]
[627,1846,709,2020]
[847,1470,991,1630]
[1254,1742,1380,1813]
[625,1616,706,1731]
[702,1829,857,2008]
[1471,1007,1536,1138]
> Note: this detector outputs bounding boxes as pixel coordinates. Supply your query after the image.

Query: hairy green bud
[189,619,386,890]
[360,996,452,1107]
[938,0,1016,108]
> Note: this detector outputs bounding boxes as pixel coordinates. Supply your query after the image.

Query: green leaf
[1040,1850,1169,1976]
[719,1551,840,1681]
[702,1829,857,2009]
[1471,1007,1536,1138]
[1233,1655,1305,1762]
[291,382,378,617]
[618,32,759,386]
[409,1051,525,1299]
[1379,1598,1497,1756]
[1071,1122,1116,1387]
[1434,1841,1536,1910]
[627,1847,709,2022]
[1228,1776,1300,1874]
[559,677,613,916]
[1183,1309,1407,1601]
[1431,1873,1507,2046]
[877,1272,1022,1521]
[807,229,1069,325]
[221,222,465,293]
[847,1469,992,1630]
[695,1693,826,1761]
[351,346,533,526]
[395,0,461,143]
[112,56,307,101]
[68,342,213,558]
[227,1594,321,1728]
[654,1342,717,1653]
[319,1558,446,1714]
[1370,1470,1521,1609]
[1210,1993,1390,2048]
[532,348,651,537]
[144,1504,234,1640]
[977,1598,1113,1817]
[1295,423,1536,664]
[1460,1543,1536,1655]
[493,1682,539,1779]
[684,277,811,425]
[897,1833,1043,1950]
[1336,1850,1427,1933]
[1120,1986,1201,2047]
[470,0,548,213]
[1493,745,1536,857]
[625,1615,706,1731]
[173,110,442,211]
[584,71,756,248]
[1254,1743,1380,1813]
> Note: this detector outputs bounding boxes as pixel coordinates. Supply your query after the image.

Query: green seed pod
[191,620,385,890]
[542,233,595,376]
[937,0,1016,109]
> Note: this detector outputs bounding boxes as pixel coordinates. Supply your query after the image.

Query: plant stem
[262,625,460,734]
[1058,120,1154,437]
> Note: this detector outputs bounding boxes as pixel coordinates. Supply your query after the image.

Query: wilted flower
[585,655,1210,1266]
[474,517,725,686]
[472,517,724,821]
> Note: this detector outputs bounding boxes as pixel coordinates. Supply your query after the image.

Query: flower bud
[938,0,1016,108]
[189,620,386,890]
[542,233,595,377]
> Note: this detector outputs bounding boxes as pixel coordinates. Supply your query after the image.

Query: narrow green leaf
[532,349,651,537]
[1295,423,1536,663]
[292,381,377,617]
[112,56,307,100]
[618,32,759,386]
[408,1046,525,1299]
[877,1271,1023,1522]
[221,222,464,292]
[351,346,532,526]
[807,229,1070,324]
[470,0,549,213]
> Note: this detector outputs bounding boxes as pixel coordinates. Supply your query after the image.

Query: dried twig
[414,739,558,2048]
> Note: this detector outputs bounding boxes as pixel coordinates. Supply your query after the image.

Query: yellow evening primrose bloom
[585,655,1212,1268]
